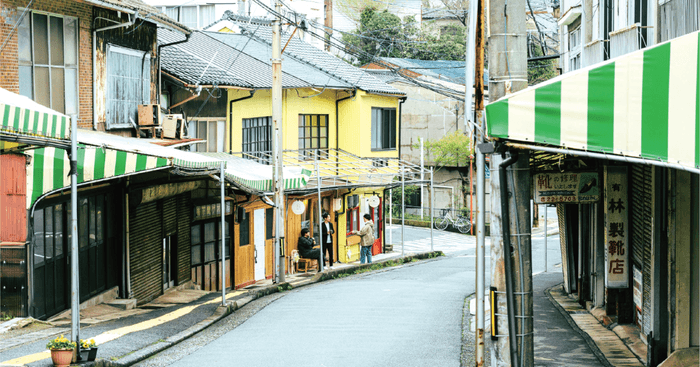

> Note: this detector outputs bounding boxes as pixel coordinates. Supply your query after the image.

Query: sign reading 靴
[604,166,629,288]
[533,172,600,203]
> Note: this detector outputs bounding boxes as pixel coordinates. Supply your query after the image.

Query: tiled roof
[158,30,309,89]
[205,32,353,90]
[379,57,489,86]
[225,15,405,95]
[83,0,190,34]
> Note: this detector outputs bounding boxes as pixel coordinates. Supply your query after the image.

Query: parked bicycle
[434,209,472,234]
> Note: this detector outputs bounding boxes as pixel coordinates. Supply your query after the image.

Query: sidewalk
[0,251,437,367]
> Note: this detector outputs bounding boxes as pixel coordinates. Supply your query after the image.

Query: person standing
[321,213,335,268]
[353,214,375,264]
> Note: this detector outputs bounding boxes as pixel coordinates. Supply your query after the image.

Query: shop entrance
[254,209,266,281]
[162,235,176,291]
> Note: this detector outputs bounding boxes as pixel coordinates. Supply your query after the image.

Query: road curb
[92,251,445,366]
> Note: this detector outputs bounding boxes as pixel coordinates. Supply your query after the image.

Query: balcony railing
[609,23,654,59]
[583,39,606,68]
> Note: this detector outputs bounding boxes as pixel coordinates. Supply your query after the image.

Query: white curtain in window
[106,45,150,129]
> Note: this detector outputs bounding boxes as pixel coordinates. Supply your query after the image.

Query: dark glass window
[239,210,250,246]
[266,208,274,240]
[371,107,397,150]
[242,117,272,161]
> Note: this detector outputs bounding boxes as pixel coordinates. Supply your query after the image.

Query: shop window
[266,208,274,239]
[371,107,397,150]
[346,207,359,234]
[191,226,202,265]
[105,45,150,129]
[191,219,230,266]
[239,211,250,246]
[204,222,216,262]
[18,12,78,115]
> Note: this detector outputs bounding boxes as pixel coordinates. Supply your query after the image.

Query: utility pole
[272,0,285,283]
[474,0,487,363]
[488,0,530,364]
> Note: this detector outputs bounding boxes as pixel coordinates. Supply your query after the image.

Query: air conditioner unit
[162,114,185,139]
[138,104,162,126]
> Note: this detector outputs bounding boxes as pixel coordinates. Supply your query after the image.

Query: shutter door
[630,165,653,334]
[176,193,191,284]
[129,200,162,303]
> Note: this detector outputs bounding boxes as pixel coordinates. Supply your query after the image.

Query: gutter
[498,149,520,367]
[93,14,135,130]
[158,34,192,100]
[228,91,256,153]
[398,96,407,159]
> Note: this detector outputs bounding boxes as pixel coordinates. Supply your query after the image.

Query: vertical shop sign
[604,166,629,288]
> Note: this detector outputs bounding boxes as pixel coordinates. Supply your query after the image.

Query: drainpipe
[158,33,192,102]
[398,96,407,159]
[228,91,256,153]
[93,14,135,130]
[498,149,520,367]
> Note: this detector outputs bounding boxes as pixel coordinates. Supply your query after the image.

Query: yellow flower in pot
[79,338,99,362]
[46,335,76,367]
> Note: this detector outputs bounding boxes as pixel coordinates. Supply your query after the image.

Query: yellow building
[161,21,427,285]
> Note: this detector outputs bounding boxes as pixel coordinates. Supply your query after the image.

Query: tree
[527,43,558,85]
[420,131,474,209]
[341,8,466,66]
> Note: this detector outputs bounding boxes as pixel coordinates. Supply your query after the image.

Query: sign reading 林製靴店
[532,172,600,204]
[604,166,629,288]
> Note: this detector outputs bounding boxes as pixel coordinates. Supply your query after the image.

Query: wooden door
[234,209,254,288]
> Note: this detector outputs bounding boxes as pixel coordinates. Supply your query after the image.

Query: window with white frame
[568,23,582,71]
[18,11,78,115]
[371,107,397,150]
[105,45,150,129]
[163,5,215,30]
[188,119,224,152]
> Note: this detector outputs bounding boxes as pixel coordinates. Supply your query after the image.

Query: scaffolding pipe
[430,167,434,252]
[420,137,424,220]
[220,161,226,305]
[70,115,80,347]
[316,153,324,272]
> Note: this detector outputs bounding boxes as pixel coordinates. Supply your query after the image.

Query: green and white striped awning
[27,130,224,208]
[200,152,312,193]
[0,87,71,150]
[486,30,700,172]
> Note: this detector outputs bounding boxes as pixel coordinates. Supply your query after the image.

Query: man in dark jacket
[321,213,335,268]
[298,228,321,260]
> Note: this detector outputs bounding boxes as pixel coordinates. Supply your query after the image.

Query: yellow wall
[335,187,386,263]
[227,88,338,153]
[227,88,400,159]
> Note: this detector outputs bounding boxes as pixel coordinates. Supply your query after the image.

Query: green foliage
[528,45,558,85]
[389,185,418,213]
[341,8,466,66]
[420,131,474,169]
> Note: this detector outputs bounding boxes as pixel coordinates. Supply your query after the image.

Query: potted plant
[78,339,98,361]
[46,335,76,367]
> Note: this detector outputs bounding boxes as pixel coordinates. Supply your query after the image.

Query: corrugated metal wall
[129,200,162,304]
[631,164,653,334]
[0,154,27,243]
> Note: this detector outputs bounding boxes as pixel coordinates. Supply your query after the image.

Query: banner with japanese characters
[604,166,629,288]
[533,172,600,203]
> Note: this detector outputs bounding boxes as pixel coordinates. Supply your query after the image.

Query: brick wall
[0,0,93,129]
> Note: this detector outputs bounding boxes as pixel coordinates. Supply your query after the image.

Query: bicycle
[434,209,472,234]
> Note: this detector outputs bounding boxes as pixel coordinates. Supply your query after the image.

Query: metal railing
[609,23,654,59]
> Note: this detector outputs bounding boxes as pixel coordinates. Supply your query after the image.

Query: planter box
[79,347,98,362]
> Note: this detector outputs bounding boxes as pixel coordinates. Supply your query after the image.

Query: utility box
[138,104,161,126]
[162,114,185,139]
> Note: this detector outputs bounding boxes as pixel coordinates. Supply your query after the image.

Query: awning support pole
[316,153,324,272]
[401,164,405,257]
[220,161,226,306]
[430,167,434,252]
[389,189,393,246]
[70,115,80,347]
[544,204,548,273]
[420,137,424,220]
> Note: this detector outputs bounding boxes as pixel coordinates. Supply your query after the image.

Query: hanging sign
[604,166,629,288]
[367,195,380,208]
[291,200,306,215]
[532,172,600,203]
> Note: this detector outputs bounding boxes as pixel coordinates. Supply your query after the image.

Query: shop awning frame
[485,30,700,172]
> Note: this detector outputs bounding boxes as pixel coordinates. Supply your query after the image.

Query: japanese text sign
[604,166,629,288]
[533,172,600,204]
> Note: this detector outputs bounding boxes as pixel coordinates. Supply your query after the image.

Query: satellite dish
[368,195,380,208]
[291,200,306,215]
